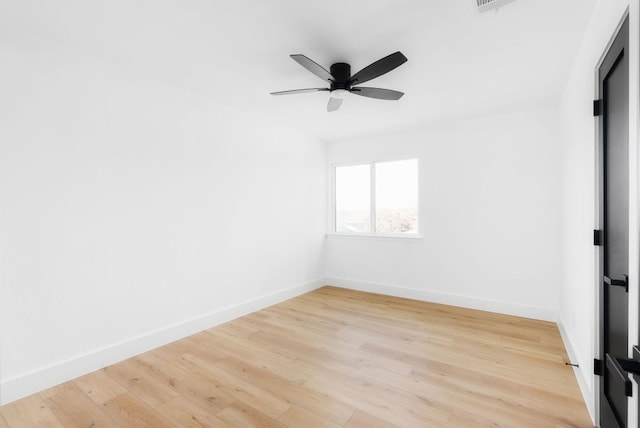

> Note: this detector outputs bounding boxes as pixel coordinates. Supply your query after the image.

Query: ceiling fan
[271,51,408,112]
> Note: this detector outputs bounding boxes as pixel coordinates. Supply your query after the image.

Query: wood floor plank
[216,401,287,427]
[214,356,355,425]
[449,409,517,428]
[102,359,179,408]
[131,352,236,414]
[304,373,450,427]
[101,392,173,428]
[277,405,342,428]
[246,320,415,376]
[148,332,229,364]
[73,369,128,405]
[180,353,292,419]
[156,396,232,427]
[202,329,313,385]
[37,381,75,401]
[344,410,400,428]
[0,286,593,427]
[0,395,63,428]
[44,384,117,427]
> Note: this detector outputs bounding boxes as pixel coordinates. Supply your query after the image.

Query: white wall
[558,0,635,423]
[326,107,563,321]
[0,28,326,404]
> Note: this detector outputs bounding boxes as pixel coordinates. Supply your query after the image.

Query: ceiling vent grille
[474,0,517,13]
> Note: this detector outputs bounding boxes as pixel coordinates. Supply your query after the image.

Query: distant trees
[336,208,417,234]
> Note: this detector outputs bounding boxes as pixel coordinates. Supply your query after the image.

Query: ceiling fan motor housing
[330,63,351,90]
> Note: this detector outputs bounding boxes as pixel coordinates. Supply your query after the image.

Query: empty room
[1,0,640,427]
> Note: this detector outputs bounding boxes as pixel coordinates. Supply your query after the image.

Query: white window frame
[328,157,422,239]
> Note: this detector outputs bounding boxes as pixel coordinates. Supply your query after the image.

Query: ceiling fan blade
[290,54,334,83]
[327,97,343,112]
[350,51,408,86]
[351,87,404,100]
[270,88,329,95]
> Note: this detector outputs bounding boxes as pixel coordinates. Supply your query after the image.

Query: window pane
[375,159,418,234]
[335,164,370,233]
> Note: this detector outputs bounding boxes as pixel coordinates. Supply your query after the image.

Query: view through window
[334,159,418,235]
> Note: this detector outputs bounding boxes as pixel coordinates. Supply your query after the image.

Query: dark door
[599,16,629,428]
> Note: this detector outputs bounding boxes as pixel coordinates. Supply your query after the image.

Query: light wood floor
[0,286,593,427]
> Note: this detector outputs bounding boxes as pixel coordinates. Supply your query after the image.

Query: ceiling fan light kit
[330,89,351,99]
[271,51,407,112]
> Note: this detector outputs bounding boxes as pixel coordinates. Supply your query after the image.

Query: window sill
[326,232,423,242]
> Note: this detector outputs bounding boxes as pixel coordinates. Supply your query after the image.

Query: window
[333,158,418,236]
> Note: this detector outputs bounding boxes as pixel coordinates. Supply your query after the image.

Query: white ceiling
[2,0,597,141]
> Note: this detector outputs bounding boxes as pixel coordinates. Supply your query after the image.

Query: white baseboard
[326,277,558,322]
[557,317,596,425]
[0,278,325,406]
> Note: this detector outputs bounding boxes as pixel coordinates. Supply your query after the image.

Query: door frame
[629,1,640,425]
[594,6,640,427]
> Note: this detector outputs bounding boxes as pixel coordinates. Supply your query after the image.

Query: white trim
[326,277,557,322]
[331,156,419,168]
[329,163,337,233]
[557,316,596,424]
[370,161,377,233]
[0,278,325,406]
[326,232,423,241]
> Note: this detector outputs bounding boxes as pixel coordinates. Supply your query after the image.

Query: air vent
[474,0,517,13]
